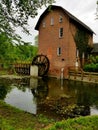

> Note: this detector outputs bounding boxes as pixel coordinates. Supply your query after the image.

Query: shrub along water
[83,63,98,72]
[83,55,98,72]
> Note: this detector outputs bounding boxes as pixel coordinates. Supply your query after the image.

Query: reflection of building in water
[30,78,38,90]
[47,79,76,104]
[30,78,48,101]
[30,78,90,119]
[1,78,98,118]
[29,77,98,119]
[30,78,49,115]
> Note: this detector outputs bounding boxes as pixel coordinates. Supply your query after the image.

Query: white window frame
[76,48,79,58]
[43,21,46,28]
[59,15,63,23]
[50,17,54,25]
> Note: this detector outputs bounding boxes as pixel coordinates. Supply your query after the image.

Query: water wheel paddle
[32,54,50,76]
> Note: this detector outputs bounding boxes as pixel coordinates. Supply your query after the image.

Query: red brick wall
[38,8,92,78]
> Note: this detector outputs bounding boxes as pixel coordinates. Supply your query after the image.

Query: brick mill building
[35,5,94,78]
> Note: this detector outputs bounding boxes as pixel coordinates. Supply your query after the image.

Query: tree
[96,1,98,18]
[15,42,38,61]
[0,0,55,38]
[0,32,38,66]
[0,32,13,61]
[34,35,38,46]
[74,29,89,68]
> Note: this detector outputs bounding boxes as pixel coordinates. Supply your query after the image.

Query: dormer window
[43,21,46,28]
[59,27,63,38]
[59,15,63,23]
[50,17,54,25]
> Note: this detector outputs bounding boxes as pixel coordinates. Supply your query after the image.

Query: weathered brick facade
[35,5,93,78]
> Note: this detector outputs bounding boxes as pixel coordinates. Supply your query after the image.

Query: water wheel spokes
[32,54,50,76]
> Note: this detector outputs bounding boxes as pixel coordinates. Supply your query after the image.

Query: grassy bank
[47,116,98,130]
[0,100,55,130]
[1,100,98,130]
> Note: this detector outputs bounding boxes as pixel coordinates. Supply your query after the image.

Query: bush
[49,115,98,130]
[83,63,98,72]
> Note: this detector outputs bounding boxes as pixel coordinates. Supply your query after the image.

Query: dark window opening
[57,47,62,56]
[59,28,63,38]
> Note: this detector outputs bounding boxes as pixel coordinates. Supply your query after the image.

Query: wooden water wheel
[32,54,50,76]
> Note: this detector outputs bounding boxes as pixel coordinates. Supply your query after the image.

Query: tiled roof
[35,5,94,34]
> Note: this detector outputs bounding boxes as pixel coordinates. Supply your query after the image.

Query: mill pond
[0,77,98,120]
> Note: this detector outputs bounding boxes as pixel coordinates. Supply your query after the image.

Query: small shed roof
[35,5,94,34]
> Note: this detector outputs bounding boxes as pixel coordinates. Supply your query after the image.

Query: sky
[17,0,98,44]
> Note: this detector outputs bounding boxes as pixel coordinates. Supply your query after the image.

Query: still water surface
[0,77,98,119]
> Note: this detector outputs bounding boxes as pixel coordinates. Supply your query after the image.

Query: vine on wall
[74,29,92,67]
[74,29,89,58]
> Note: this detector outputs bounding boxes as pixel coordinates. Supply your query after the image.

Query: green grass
[1,100,98,130]
[0,100,54,130]
[46,116,98,130]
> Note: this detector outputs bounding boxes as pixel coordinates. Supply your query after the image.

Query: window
[50,17,54,25]
[76,49,79,58]
[59,15,63,23]
[43,21,46,28]
[57,47,62,56]
[59,28,63,38]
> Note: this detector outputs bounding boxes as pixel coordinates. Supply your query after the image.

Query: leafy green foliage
[89,55,98,63]
[15,43,38,61]
[0,32,13,61]
[0,0,55,38]
[96,1,98,18]
[74,29,89,58]
[34,35,38,46]
[83,63,98,72]
[49,116,98,130]
[83,55,98,72]
[74,29,93,68]
[0,32,38,68]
